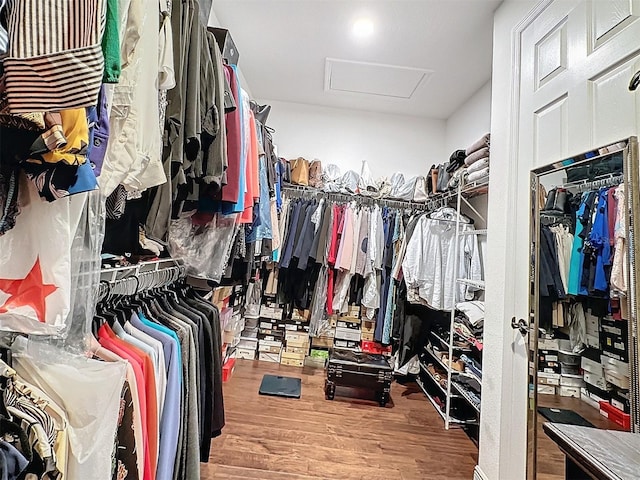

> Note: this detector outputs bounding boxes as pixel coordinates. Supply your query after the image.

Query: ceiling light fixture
[352,18,374,39]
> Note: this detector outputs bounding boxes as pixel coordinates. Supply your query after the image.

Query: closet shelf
[458,229,487,236]
[425,345,482,386]
[431,331,472,353]
[452,381,481,413]
[460,370,482,385]
[457,279,485,290]
[415,378,477,425]
[419,361,461,398]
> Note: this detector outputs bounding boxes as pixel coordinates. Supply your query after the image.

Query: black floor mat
[537,407,595,427]
[259,374,301,398]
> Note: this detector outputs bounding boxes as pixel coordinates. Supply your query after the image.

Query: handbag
[413,176,428,202]
[308,159,323,188]
[290,157,309,186]
[436,163,451,192]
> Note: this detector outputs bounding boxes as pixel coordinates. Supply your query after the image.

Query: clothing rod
[281,185,431,210]
[562,173,624,192]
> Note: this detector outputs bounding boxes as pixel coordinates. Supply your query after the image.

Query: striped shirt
[3,0,106,113]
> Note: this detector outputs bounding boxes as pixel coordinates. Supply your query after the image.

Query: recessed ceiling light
[352,18,374,39]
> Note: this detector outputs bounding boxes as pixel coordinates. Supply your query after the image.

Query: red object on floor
[361,341,392,355]
[599,401,631,430]
[223,357,236,382]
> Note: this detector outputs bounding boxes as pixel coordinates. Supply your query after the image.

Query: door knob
[511,317,530,336]
[630,70,640,91]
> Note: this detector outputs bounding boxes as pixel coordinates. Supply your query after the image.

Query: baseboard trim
[474,465,489,480]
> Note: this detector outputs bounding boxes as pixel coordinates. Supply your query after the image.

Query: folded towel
[465,133,491,156]
[467,167,489,183]
[464,146,490,166]
[467,157,489,174]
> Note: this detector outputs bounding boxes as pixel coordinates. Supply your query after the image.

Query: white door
[515,0,640,478]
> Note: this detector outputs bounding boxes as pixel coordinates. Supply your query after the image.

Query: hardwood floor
[201,359,479,479]
[536,393,623,480]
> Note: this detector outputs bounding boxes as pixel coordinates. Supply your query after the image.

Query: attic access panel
[324,58,433,99]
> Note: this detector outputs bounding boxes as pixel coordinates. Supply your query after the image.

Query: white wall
[207,6,253,97]
[445,81,492,155]
[476,1,538,480]
[262,100,446,179]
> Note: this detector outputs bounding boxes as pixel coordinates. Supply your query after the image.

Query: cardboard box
[309,348,329,359]
[334,339,359,349]
[286,331,309,344]
[236,348,256,360]
[583,371,608,390]
[285,345,308,355]
[304,356,326,368]
[361,332,374,342]
[361,320,375,333]
[258,343,283,354]
[580,388,600,409]
[335,327,361,342]
[537,372,560,386]
[537,385,556,395]
[311,336,333,348]
[560,374,585,388]
[559,385,581,398]
[280,357,304,367]
[258,351,281,363]
[281,351,306,361]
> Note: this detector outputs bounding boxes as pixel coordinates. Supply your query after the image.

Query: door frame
[476,1,555,479]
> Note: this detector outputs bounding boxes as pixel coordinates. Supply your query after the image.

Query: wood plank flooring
[201,359,479,479]
[537,394,622,480]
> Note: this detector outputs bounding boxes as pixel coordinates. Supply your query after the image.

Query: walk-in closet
[1,1,640,479]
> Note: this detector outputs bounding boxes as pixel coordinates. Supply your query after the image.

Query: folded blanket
[467,166,489,183]
[464,146,490,166]
[466,133,491,156]
[467,157,489,174]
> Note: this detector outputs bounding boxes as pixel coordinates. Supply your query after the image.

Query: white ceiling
[212,0,502,120]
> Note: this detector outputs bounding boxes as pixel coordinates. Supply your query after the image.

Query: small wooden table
[543,423,640,479]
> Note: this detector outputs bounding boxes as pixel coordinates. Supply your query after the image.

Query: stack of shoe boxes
[333,306,362,350]
[585,310,601,349]
[257,300,285,363]
[599,317,630,427]
[281,330,310,367]
[307,335,332,368]
[537,337,561,395]
[580,348,610,408]
[361,318,375,342]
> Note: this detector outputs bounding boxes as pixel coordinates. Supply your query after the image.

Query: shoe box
[259,339,284,354]
[334,339,360,350]
[559,385,581,398]
[538,372,560,386]
[259,304,284,321]
[236,337,258,360]
[258,351,281,363]
[610,389,630,414]
[361,341,392,356]
[537,384,556,395]
[580,388,600,409]
[538,349,560,373]
[581,348,607,389]
[601,355,630,389]
[560,374,585,389]
[222,357,236,382]
[599,401,631,430]
[600,318,629,362]
[311,336,334,349]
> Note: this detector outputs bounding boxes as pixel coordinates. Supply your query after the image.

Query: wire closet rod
[564,173,624,192]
